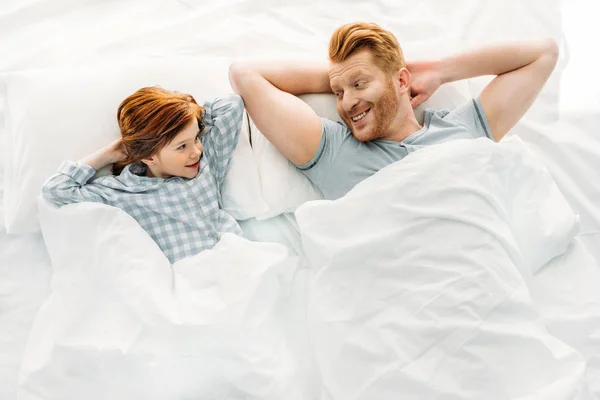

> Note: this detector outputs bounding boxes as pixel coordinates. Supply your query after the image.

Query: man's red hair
[329,22,406,74]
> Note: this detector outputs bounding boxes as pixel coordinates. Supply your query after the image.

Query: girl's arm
[200,94,245,187]
[41,139,126,207]
[78,138,126,170]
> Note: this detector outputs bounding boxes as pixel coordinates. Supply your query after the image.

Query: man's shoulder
[318,117,360,152]
[321,116,351,135]
[423,99,481,130]
[411,99,494,143]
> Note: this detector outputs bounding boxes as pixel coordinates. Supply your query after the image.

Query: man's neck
[381,111,423,143]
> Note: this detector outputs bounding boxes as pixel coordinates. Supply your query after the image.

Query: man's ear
[397,67,411,94]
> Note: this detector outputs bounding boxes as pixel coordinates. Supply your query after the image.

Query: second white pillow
[250,82,471,219]
[3,57,267,233]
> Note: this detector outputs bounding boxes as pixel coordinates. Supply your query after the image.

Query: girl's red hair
[114,86,204,174]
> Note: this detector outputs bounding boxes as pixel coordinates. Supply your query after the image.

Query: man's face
[146,119,203,179]
[329,49,400,142]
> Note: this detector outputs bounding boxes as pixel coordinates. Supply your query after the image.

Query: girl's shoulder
[93,164,164,192]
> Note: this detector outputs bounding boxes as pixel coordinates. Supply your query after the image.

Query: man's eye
[354,82,363,88]
[335,92,343,98]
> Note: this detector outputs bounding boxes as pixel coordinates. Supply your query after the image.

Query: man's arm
[229,61,331,165]
[440,39,559,141]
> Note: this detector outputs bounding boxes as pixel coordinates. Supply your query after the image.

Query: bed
[1,0,599,399]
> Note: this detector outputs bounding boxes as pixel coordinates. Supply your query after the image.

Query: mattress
[1,0,599,399]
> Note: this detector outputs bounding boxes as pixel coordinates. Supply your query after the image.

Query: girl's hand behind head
[105,138,128,164]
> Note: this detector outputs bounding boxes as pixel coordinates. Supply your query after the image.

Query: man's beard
[347,81,400,142]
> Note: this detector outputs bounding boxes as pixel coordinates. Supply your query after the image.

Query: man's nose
[342,92,359,112]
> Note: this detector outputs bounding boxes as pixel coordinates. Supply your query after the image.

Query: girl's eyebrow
[172,131,201,147]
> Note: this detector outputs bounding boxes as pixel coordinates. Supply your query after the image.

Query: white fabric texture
[22,137,598,399]
[529,238,600,398]
[2,1,600,399]
[25,198,306,399]
[295,138,588,399]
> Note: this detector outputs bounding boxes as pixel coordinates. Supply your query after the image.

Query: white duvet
[295,137,589,399]
[23,137,599,399]
[24,206,308,399]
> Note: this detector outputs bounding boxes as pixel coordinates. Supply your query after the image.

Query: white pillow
[250,108,324,220]
[221,110,268,220]
[3,57,267,234]
[250,81,471,219]
[496,136,580,274]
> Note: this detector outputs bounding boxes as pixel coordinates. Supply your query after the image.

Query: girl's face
[143,119,203,179]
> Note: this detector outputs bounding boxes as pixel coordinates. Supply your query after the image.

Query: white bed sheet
[1,0,599,399]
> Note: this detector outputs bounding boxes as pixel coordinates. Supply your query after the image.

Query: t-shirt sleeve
[445,98,495,141]
[295,117,349,188]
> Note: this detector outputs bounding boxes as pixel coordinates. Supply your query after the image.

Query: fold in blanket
[24,136,589,399]
[296,137,585,399]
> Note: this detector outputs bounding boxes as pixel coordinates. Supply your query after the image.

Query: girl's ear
[140,156,155,166]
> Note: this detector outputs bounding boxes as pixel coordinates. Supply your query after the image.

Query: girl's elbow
[41,183,73,207]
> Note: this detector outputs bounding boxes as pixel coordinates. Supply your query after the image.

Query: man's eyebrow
[347,71,368,81]
[331,71,368,89]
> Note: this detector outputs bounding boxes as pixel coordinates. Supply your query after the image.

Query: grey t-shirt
[296,98,494,200]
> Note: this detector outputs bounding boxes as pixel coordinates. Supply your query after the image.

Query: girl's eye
[178,144,185,150]
[335,92,343,99]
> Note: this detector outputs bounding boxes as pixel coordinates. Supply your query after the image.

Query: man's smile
[351,108,371,122]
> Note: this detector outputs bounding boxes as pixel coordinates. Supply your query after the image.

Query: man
[229,22,558,200]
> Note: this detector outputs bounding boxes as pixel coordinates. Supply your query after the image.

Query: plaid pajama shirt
[42,94,245,263]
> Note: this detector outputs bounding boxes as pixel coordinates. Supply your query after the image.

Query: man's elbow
[229,62,254,95]
[541,38,559,67]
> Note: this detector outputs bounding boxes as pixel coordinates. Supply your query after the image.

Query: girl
[42,87,245,263]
